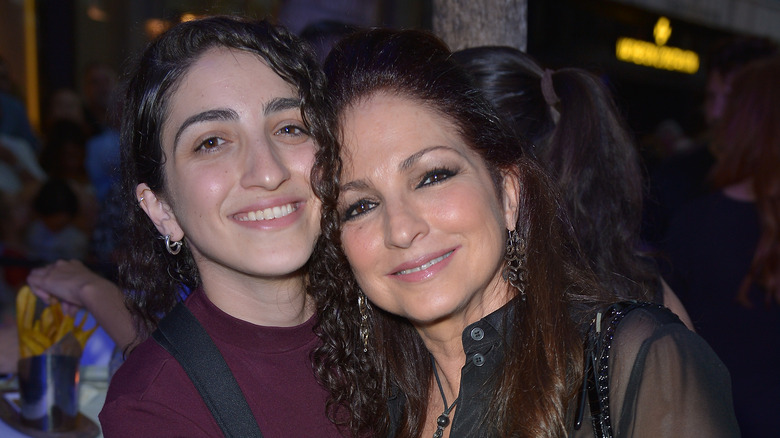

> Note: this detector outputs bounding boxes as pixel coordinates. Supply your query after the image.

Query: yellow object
[15,285,97,359]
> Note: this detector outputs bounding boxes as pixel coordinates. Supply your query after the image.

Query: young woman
[98,16,344,437]
[311,28,739,437]
[451,46,693,329]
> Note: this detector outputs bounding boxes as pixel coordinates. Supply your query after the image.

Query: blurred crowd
[0,58,122,369]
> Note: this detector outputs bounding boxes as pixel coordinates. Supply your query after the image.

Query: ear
[500,169,521,231]
[136,183,185,241]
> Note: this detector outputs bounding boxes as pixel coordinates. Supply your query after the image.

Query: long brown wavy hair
[309,28,610,437]
[710,56,780,306]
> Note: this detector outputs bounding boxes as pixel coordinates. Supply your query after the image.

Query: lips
[392,248,456,276]
[234,202,299,221]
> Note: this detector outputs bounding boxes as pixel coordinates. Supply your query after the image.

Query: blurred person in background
[37,119,98,236]
[661,56,780,438]
[0,86,40,154]
[643,36,778,247]
[25,177,88,263]
[453,46,693,329]
[0,55,19,97]
[82,62,118,137]
[299,19,358,64]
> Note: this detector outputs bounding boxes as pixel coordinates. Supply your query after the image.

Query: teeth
[396,251,453,275]
[237,203,297,221]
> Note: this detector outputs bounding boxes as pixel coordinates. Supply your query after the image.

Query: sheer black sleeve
[575,306,740,437]
[608,307,739,437]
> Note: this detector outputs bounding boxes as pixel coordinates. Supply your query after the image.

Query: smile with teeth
[395,250,454,275]
[236,203,298,221]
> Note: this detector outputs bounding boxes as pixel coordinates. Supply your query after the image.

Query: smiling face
[140,47,320,293]
[338,93,519,328]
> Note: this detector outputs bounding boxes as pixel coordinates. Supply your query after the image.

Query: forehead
[161,47,297,138]
[174,47,294,101]
[340,93,462,163]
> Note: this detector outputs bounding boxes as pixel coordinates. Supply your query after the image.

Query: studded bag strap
[576,301,674,438]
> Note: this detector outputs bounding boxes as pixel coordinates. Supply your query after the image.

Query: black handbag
[152,303,264,438]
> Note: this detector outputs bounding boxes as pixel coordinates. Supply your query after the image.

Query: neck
[198,265,312,327]
[414,284,510,400]
[426,336,465,403]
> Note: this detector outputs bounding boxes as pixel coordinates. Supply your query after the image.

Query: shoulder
[610,304,705,362]
[104,337,177,395]
[605,304,740,436]
[99,336,218,437]
[599,302,731,397]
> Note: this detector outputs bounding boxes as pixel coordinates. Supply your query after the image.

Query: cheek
[341,225,376,276]
[168,166,228,216]
[438,186,505,232]
[284,142,317,173]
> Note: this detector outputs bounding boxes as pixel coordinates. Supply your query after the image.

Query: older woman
[311,29,739,437]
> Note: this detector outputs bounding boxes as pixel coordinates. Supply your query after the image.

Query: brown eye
[276,125,305,136]
[274,123,310,144]
[196,136,225,152]
[344,200,377,220]
[417,168,456,188]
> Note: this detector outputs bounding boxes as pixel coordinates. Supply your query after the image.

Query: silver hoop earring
[164,234,182,255]
[502,229,527,300]
[358,292,371,353]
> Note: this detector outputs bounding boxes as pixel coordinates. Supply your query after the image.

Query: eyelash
[275,123,309,137]
[342,167,459,221]
[416,167,457,188]
[343,199,377,221]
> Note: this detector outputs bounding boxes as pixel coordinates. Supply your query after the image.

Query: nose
[241,138,291,191]
[383,198,428,249]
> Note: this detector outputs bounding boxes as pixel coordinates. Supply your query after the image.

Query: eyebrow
[264,97,301,116]
[173,108,237,150]
[399,145,450,171]
[171,97,301,151]
[341,145,454,193]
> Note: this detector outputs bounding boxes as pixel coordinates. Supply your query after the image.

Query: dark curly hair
[310,28,608,437]
[452,46,659,303]
[117,16,328,342]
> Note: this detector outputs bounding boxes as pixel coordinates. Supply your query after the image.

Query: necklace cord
[431,356,460,438]
[432,357,449,408]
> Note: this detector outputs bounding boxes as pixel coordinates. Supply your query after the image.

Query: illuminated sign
[616,17,699,74]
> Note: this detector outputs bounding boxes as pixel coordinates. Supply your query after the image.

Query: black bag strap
[574,301,683,438]
[152,302,264,438]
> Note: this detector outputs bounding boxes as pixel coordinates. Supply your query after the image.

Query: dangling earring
[164,234,182,255]
[358,292,371,352]
[502,228,527,300]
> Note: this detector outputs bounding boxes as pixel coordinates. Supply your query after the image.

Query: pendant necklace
[431,356,460,438]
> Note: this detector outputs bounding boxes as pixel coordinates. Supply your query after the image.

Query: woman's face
[140,47,320,286]
[338,93,519,328]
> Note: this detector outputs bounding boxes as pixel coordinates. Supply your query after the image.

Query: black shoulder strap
[575,301,683,438]
[152,302,264,438]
